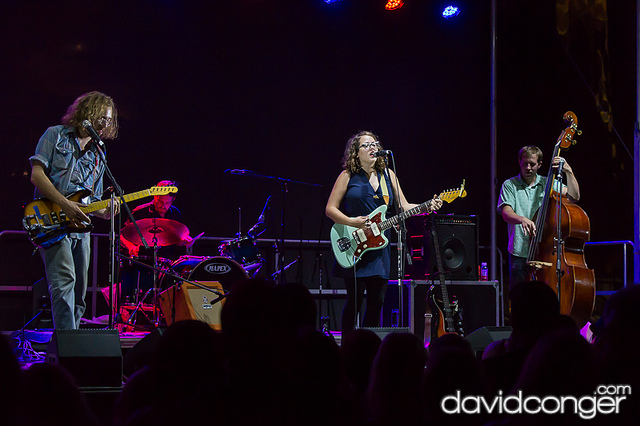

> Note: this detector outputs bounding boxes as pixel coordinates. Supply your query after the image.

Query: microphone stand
[225,169,322,284]
[554,159,565,304]
[384,152,407,327]
[93,142,150,329]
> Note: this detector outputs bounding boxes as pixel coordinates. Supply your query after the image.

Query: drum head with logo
[166,256,248,292]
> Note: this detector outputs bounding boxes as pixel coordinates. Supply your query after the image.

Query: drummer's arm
[119,234,139,257]
[178,235,193,247]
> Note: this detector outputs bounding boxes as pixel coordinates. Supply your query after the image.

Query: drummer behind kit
[116,196,271,330]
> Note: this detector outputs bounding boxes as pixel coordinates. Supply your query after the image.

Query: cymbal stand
[151,224,162,327]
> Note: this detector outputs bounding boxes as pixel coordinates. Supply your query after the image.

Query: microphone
[258,195,272,223]
[224,169,255,175]
[373,150,392,157]
[82,120,104,148]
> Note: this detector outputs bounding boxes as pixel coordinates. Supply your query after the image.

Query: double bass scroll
[526,111,595,328]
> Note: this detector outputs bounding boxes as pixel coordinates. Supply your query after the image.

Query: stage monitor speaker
[46,329,122,388]
[123,328,164,378]
[406,215,479,281]
[357,327,411,341]
[464,326,512,358]
[159,282,225,330]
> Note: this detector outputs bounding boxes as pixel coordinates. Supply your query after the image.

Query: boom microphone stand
[224,169,322,284]
[91,137,149,330]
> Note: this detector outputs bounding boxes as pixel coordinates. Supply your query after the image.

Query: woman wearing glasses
[326,131,441,336]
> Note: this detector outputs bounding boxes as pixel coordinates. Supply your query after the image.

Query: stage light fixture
[442,5,461,19]
[324,0,340,4]
[385,0,404,10]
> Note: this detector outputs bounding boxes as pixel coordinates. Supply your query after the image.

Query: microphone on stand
[81,120,105,149]
[373,150,392,157]
[258,195,272,222]
[248,195,272,238]
[224,169,255,175]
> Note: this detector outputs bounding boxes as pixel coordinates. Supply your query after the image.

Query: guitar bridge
[337,237,351,252]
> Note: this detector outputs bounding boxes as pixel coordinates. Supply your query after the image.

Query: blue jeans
[508,253,529,292]
[41,236,90,329]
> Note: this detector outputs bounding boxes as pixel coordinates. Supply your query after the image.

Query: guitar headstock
[149,186,178,196]
[439,180,467,204]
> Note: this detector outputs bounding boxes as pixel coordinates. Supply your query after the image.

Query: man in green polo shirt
[497,145,581,291]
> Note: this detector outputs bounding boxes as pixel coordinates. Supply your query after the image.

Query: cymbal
[121,218,189,247]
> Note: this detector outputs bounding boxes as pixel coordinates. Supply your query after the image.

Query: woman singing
[326,131,442,336]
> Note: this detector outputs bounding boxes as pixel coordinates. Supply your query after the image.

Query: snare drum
[218,236,262,267]
[160,255,248,292]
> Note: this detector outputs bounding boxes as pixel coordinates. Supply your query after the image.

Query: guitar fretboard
[378,201,432,232]
[79,189,155,214]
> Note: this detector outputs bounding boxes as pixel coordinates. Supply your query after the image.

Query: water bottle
[480,262,488,281]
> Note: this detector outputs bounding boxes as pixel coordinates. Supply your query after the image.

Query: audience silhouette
[2,278,639,424]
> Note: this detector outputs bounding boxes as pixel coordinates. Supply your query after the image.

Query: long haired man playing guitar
[29,91,120,330]
[326,131,442,337]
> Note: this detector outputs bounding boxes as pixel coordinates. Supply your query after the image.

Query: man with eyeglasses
[29,91,120,330]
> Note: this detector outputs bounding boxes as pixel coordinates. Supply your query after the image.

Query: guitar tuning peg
[577,129,583,136]
[571,139,577,145]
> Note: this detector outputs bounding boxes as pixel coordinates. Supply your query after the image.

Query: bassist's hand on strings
[520,216,536,237]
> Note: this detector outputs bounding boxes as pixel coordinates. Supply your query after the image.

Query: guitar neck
[379,200,431,232]
[428,216,455,329]
[80,189,155,214]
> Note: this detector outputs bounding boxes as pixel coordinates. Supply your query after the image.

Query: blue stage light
[442,5,461,19]
[324,0,341,4]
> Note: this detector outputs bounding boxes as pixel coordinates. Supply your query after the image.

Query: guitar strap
[379,171,390,205]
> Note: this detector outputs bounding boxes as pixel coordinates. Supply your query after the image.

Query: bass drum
[161,256,248,292]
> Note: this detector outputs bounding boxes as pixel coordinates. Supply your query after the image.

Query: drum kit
[114,216,266,331]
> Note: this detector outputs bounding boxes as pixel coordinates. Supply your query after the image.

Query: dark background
[0,1,636,290]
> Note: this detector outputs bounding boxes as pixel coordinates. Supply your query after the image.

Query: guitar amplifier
[382,280,499,344]
[405,215,479,281]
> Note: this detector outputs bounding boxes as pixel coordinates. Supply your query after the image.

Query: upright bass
[526,111,595,328]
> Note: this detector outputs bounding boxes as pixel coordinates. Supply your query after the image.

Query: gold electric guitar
[22,186,178,248]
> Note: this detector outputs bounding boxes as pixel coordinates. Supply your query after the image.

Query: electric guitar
[330,181,467,268]
[426,214,465,338]
[22,186,178,248]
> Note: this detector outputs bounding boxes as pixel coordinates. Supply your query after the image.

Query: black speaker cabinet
[383,280,499,344]
[405,214,479,280]
[464,326,513,358]
[46,329,122,388]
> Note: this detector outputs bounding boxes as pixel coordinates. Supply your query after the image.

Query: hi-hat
[121,218,189,247]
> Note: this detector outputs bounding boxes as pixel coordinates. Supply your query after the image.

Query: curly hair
[341,130,386,174]
[61,91,119,140]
